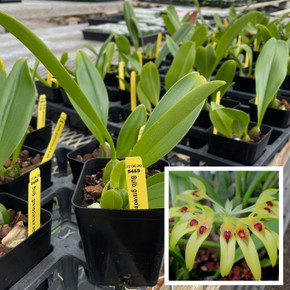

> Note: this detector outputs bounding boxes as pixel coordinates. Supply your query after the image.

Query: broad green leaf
[165,41,196,90]
[195,44,216,80]
[190,25,207,47]
[268,23,280,40]
[155,23,194,67]
[148,182,164,209]
[137,62,160,110]
[213,11,260,75]
[96,52,107,79]
[166,35,179,57]
[163,5,181,35]
[83,44,98,57]
[255,38,288,127]
[131,73,225,167]
[76,51,108,129]
[0,11,116,159]
[116,105,147,158]
[100,189,123,209]
[110,160,126,189]
[212,60,237,101]
[125,55,142,74]
[96,33,115,62]
[104,42,115,71]
[147,172,164,188]
[0,59,35,167]
[115,35,131,55]
[162,14,176,36]
[256,24,272,43]
[123,2,140,49]
[60,52,69,65]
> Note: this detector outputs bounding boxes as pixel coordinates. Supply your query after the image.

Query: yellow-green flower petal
[235,224,261,280]
[188,177,206,200]
[249,221,278,267]
[271,230,279,249]
[170,219,197,249]
[220,223,236,277]
[169,205,195,218]
[185,220,212,271]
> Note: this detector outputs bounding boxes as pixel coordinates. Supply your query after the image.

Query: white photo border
[164,166,283,286]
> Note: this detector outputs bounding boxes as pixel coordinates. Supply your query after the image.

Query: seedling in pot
[0,11,225,210]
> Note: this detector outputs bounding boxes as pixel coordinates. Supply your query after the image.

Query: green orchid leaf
[123,1,140,50]
[256,24,272,43]
[163,5,181,35]
[100,189,123,209]
[147,181,164,209]
[195,44,216,80]
[162,14,177,36]
[131,73,225,167]
[169,247,186,268]
[11,131,27,167]
[110,160,126,189]
[0,59,36,168]
[165,41,196,90]
[104,42,115,71]
[83,44,98,58]
[60,52,69,66]
[96,52,107,79]
[212,60,237,101]
[213,11,260,75]
[155,23,194,67]
[116,105,147,158]
[125,55,142,74]
[0,11,116,159]
[255,38,288,127]
[239,43,253,76]
[147,172,164,188]
[166,35,179,57]
[190,25,208,47]
[268,23,280,40]
[76,51,109,144]
[103,159,120,182]
[137,62,160,109]
[115,35,131,55]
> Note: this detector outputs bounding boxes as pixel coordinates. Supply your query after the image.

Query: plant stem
[243,171,269,207]
[262,171,278,190]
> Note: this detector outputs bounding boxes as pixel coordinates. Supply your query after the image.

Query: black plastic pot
[0,192,52,290]
[249,97,290,128]
[208,122,272,165]
[105,72,119,87]
[72,158,165,286]
[67,139,100,183]
[24,116,53,150]
[188,99,240,148]
[0,146,52,200]
[60,87,73,108]
[119,89,130,106]
[35,81,63,103]
[281,75,290,91]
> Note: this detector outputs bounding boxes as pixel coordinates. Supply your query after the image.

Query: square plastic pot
[72,158,165,287]
[249,97,290,128]
[0,193,52,290]
[24,116,53,151]
[35,81,63,103]
[208,122,272,165]
[67,139,100,184]
[0,146,52,200]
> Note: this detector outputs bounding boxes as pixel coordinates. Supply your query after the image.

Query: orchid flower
[169,176,279,281]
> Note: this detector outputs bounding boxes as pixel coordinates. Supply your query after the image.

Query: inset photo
[165,167,283,286]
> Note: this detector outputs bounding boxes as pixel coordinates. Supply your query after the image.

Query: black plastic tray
[82,30,163,46]
[87,13,124,25]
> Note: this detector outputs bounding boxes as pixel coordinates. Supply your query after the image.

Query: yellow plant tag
[118,61,125,91]
[47,71,53,87]
[253,38,258,52]
[125,157,148,210]
[37,94,46,129]
[244,53,249,68]
[237,35,241,55]
[255,96,258,105]
[130,71,136,111]
[155,33,162,57]
[137,51,143,67]
[28,168,41,236]
[223,18,228,27]
[213,91,221,135]
[41,112,67,164]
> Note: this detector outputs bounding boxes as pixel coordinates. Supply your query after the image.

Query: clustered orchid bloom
[169,177,279,280]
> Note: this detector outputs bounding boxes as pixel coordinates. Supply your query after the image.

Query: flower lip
[190,219,199,226]
[192,190,199,197]
[238,229,246,239]
[223,230,232,240]
[266,201,273,207]
[254,222,263,232]
[264,207,271,213]
[180,206,187,213]
[199,225,207,234]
